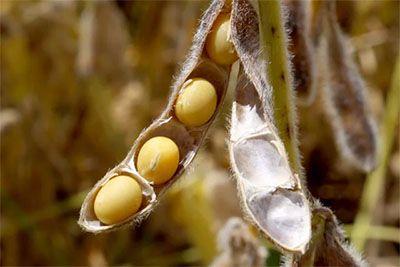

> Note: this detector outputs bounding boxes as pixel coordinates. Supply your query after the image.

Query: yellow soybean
[175,78,217,127]
[137,136,180,185]
[205,13,238,65]
[94,175,142,225]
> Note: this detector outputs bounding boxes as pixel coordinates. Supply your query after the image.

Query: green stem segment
[257,0,302,178]
[346,225,400,244]
[351,55,400,250]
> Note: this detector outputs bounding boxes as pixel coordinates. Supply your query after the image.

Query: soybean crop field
[1,0,399,266]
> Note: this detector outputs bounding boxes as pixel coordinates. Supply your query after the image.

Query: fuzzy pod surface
[79,0,232,233]
[228,0,311,253]
[283,0,317,106]
[320,3,377,172]
[283,205,366,267]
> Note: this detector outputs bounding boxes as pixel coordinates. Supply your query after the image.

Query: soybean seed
[175,78,217,127]
[205,13,238,65]
[94,175,142,225]
[137,136,180,185]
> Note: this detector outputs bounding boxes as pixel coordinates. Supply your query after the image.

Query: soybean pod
[79,0,237,233]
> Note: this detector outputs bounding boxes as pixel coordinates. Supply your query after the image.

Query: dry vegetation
[1,0,399,266]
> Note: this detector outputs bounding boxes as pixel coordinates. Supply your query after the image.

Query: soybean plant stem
[257,0,303,179]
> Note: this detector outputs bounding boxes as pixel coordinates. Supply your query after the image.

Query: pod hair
[283,0,317,106]
[79,0,231,233]
[320,2,377,172]
[282,205,366,267]
[228,0,311,253]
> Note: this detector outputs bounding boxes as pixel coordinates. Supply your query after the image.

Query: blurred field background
[1,0,399,266]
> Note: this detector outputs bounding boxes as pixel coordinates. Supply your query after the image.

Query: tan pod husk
[320,2,377,172]
[79,0,232,233]
[210,217,267,267]
[229,70,311,253]
[283,0,317,106]
[309,0,325,47]
[228,0,311,253]
[282,204,366,267]
[79,165,155,233]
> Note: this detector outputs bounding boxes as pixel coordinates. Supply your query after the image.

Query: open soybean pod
[320,2,377,172]
[228,0,311,253]
[79,0,234,233]
[283,0,317,106]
